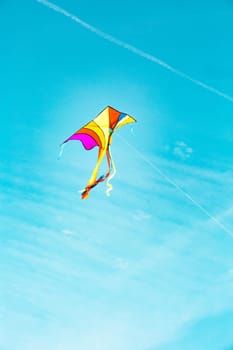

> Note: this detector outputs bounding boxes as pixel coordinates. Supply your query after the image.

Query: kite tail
[106,147,117,197]
[81,175,105,199]
[81,146,115,199]
[81,147,107,199]
[57,143,66,160]
[130,126,136,136]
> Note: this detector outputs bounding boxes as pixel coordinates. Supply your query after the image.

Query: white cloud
[113,258,129,270]
[62,229,74,235]
[133,210,151,221]
[217,205,233,220]
[173,141,193,160]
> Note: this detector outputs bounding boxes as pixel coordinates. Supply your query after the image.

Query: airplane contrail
[36,0,233,103]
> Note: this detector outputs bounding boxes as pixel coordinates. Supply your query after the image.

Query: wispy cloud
[62,229,75,235]
[149,309,233,350]
[132,209,151,221]
[113,257,129,270]
[173,141,193,160]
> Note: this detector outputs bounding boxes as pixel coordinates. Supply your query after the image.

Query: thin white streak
[122,138,233,238]
[36,0,233,103]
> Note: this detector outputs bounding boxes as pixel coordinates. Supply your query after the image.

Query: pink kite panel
[67,133,98,150]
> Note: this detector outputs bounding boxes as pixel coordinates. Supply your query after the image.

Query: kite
[61,106,136,199]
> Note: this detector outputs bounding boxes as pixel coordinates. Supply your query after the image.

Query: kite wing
[61,106,136,199]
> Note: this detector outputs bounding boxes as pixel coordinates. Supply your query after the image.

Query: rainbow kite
[61,106,136,199]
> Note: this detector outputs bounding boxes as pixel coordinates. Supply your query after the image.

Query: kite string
[121,137,233,238]
[106,147,117,196]
[36,0,233,103]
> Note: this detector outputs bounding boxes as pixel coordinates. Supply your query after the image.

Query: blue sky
[1,0,233,349]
